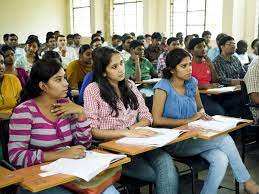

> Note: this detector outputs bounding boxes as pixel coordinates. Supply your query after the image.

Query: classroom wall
[0,0,69,44]
[0,0,258,45]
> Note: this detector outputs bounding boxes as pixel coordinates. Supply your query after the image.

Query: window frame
[112,0,143,35]
[72,0,91,36]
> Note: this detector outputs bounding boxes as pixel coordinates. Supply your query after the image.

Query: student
[8,58,118,194]
[184,34,194,52]
[144,32,163,66]
[7,33,25,60]
[84,47,177,194]
[125,40,157,82]
[244,59,259,124]
[249,41,259,69]
[54,35,77,69]
[152,48,259,194]
[66,44,93,90]
[0,53,22,119]
[176,32,184,48]
[207,33,227,61]
[157,37,180,77]
[15,35,40,73]
[66,34,74,47]
[188,38,225,116]
[1,45,28,87]
[41,35,57,56]
[118,34,133,63]
[248,38,259,61]
[90,38,103,50]
[202,30,212,52]
[234,40,250,69]
[73,33,82,58]
[110,34,122,49]
[144,34,152,48]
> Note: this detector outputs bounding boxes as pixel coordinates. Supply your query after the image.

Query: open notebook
[188,115,245,132]
[40,151,126,182]
[116,127,186,147]
[206,86,237,92]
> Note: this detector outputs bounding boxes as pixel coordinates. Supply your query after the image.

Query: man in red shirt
[189,38,225,116]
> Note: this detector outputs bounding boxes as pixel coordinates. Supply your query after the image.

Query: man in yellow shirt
[66,44,93,90]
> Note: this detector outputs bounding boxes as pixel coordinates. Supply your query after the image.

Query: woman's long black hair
[92,47,139,117]
[20,58,63,103]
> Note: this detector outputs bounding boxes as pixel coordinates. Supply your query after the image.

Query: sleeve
[130,82,153,124]
[213,59,232,86]
[8,104,44,167]
[148,59,157,75]
[13,76,22,102]
[70,117,92,148]
[125,59,133,79]
[153,79,170,94]
[66,62,78,89]
[79,72,93,104]
[83,83,101,129]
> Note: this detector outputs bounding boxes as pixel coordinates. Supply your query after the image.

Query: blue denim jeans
[18,185,119,194]
[165,134,251,194]
[122,148,178,194]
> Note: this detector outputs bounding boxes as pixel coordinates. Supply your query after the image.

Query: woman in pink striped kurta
[8,58,119,194]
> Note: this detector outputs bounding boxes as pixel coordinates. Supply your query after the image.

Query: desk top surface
[100,130,197,155]
[0,166,23,189]
[14,152,130,192]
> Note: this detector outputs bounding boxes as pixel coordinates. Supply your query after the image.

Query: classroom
[0,0,259,194]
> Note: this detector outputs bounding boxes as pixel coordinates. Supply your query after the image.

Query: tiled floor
[139,143,259,194]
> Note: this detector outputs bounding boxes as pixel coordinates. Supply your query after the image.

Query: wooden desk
[100,130,197,156]
[199,86,241,95]
[15,154,130,192]
[0,166,23,189]
[176,118,253,140]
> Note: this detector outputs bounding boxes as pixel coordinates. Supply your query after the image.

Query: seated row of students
[6,46,259,194]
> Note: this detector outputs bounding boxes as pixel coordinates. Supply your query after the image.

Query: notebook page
[40,151,126,181]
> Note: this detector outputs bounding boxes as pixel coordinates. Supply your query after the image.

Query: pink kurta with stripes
[8,99,92,167]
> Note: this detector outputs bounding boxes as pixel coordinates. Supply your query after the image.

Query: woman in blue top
[152,48,259,194]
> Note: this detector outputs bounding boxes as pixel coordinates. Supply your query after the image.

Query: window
[170,0,223,38]
[113,0,143,35]
[72,0,91,36]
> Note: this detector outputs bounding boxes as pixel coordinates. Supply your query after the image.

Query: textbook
[40,151,126,182]
[188,115,245,132]
[206,86,237,92]
[116,127,186,147]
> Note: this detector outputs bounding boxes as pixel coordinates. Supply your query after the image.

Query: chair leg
[149,184,153,194]
[235,180,239,194]
[191,169,196,194]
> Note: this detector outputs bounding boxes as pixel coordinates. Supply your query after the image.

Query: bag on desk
[63,166,122,194]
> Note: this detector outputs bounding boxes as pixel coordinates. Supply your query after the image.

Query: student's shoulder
[13,99,35,115]
[153,79,171,91]
[4,74,20,83]
[85,82,100,94]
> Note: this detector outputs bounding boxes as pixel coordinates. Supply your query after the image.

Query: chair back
[0,119,10,162]
[240,81,253,120]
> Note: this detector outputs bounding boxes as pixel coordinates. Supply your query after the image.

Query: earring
[103,73,106,77]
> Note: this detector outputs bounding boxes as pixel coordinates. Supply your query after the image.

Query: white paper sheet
[116,127,186,147]
[40,151,126,182]
[188,115,244,132]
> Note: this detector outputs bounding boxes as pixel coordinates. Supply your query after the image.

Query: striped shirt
[213,54,246,86]
[83,82,153,130]
[8,99,92,167]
